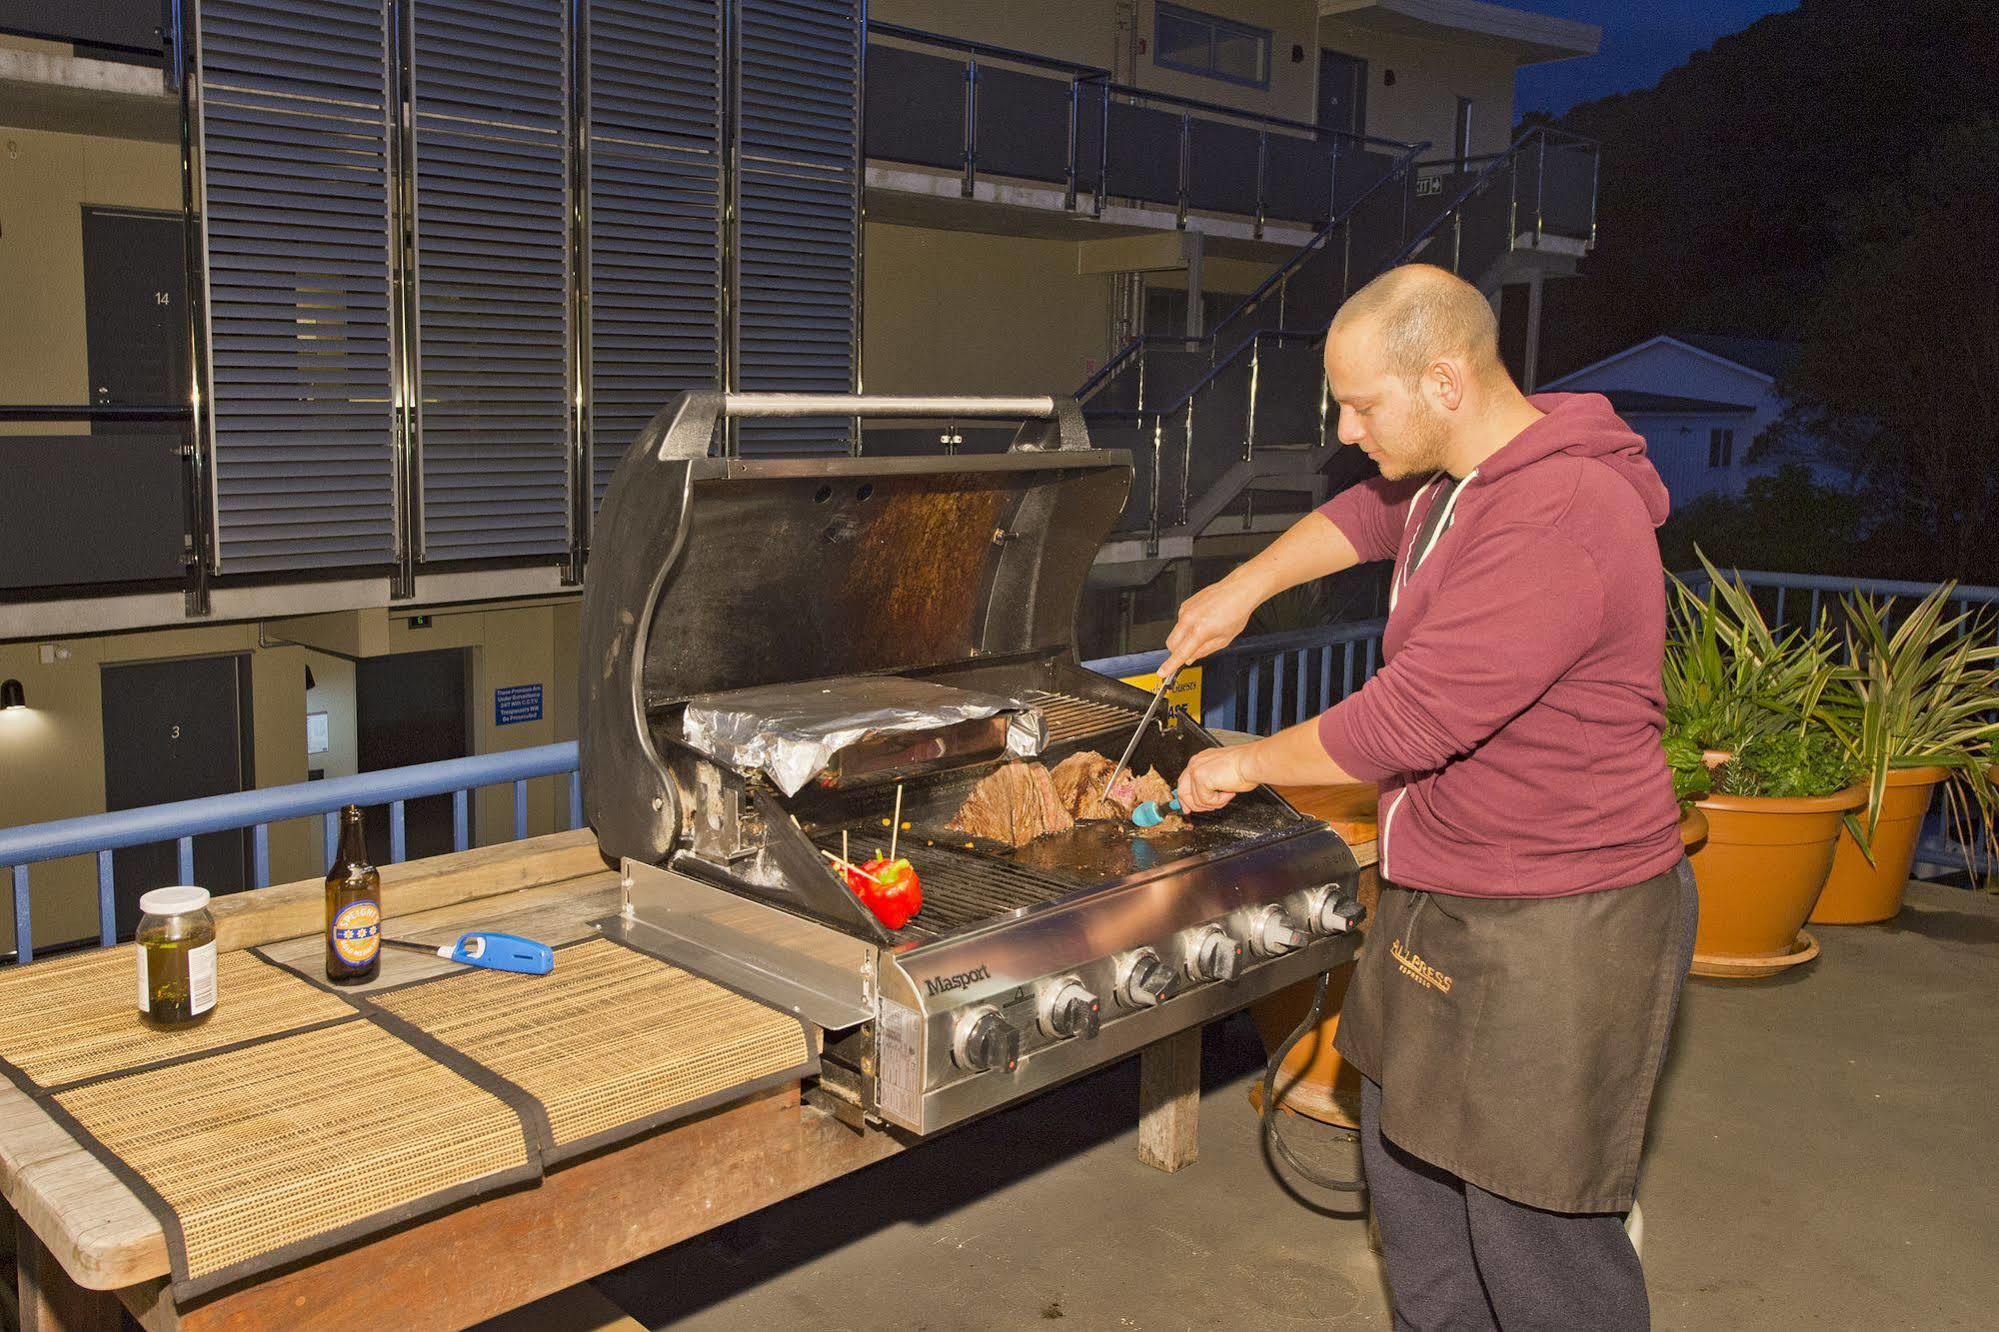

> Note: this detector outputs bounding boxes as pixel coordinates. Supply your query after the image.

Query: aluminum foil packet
[681,676,1047,796]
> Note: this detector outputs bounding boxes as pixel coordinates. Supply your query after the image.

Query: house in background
[1541,333,1837,509]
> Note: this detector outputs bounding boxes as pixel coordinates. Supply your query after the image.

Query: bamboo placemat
[367,937,817,1160]
[47,1020,537,1300]
[0,945,355,1090]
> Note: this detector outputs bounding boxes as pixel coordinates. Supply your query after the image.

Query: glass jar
[136,886,218,1030]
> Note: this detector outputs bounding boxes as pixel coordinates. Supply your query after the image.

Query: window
[1453,96,1475,162]
[1708,428,1735,468]
[1154,4,1271,89]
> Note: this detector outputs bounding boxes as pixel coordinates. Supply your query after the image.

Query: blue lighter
[437,932,555,975]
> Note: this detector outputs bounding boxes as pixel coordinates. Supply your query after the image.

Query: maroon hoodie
[1315,392,1684,898]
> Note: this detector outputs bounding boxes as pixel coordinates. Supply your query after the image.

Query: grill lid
[581,393,1131,866]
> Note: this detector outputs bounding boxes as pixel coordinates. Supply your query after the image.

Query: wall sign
[1118,666,1203,724]
[494,684,543,726]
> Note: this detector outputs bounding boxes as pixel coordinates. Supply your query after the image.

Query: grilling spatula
[1101,666,1179,804]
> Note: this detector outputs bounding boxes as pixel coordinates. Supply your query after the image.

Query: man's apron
[1334,861,1698,1214]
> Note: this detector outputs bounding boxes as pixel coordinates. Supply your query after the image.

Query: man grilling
[1165,263,1694,1330]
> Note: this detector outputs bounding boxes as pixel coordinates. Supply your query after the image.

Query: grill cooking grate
[814,832,1078,936]
[1025,690,1142,744]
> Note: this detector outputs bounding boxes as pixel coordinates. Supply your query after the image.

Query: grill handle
[722,393,1058,418]
[645,390,1093,460]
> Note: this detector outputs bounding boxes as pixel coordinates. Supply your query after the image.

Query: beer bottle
[325,805,382,984]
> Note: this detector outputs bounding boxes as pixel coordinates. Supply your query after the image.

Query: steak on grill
[949,761,1075,847]
[1117,766,1186,832]
[1049,752,1122,823]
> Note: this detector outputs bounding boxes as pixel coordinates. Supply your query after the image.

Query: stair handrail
[1076,138,1431,405]
[1140,132,1597,435]
[1392,125,1599,271]
[1204,138,1429,349]
[1085,128,1598,548]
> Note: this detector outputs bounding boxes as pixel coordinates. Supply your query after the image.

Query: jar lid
[137,885,212,916]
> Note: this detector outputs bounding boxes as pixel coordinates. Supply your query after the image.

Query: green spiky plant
[1662,554,1840,766]
[1819,583,1999,868]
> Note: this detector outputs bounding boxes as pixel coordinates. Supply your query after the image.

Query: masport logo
[923,964,991,998]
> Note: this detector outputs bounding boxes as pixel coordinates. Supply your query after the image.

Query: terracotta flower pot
[1690,784,1866,960]
[1677,801,1710,851]
[1248,960,1363,1127]
[1810,767,1948,925]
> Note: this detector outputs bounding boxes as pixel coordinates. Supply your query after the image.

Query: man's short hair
[1331,263,1502,384]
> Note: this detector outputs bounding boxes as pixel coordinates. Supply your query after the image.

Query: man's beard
[1376,394,1452,480]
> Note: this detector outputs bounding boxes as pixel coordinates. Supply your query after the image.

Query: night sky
[1512,0,1800,118]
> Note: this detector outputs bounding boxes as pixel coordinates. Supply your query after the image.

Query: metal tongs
[1100,666,1179,804]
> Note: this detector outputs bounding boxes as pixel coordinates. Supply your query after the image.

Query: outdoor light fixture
[0,679,24,711]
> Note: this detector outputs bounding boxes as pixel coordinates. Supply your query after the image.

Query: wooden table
[3,796,1379,1332]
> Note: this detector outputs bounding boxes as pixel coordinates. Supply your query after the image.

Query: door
[356,649,471,861]
[101,656,253,938]
[82,207,188,412]
[1317,49,1366,137]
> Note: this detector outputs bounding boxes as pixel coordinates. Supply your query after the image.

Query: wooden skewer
[819,847,884,883]
[890,784,904,862]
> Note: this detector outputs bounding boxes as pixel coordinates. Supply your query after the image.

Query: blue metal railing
[1090,620,1387,737]
[1677,568,1999,638]
[1,626,1397,964]
[19,565,1990,963]
[2,745,580,964]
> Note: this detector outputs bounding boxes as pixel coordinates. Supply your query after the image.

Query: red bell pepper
[846,855,922,930]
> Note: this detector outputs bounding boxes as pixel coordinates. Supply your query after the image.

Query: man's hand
[1162,575,1262,677]
[1177,744,1260,813]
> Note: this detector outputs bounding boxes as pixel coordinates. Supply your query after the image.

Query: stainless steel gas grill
[581,392,1363,1135]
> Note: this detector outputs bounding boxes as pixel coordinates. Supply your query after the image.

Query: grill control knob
[1115,948,1178,1009]
[951,1007,1022,1074]
[1037,977,1102,1040]
[1301,886,1366,936]
[1247,904,1308,958]
[1182,925,1244,984]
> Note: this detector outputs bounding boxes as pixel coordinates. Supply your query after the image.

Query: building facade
[1,0,1600,954]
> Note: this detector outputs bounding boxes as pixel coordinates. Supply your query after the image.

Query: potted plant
[1664,561,1864,973]
[1814,586,1999,923]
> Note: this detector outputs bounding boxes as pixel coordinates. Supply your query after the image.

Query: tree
[1534,0,1999,382]
[1657,466,1864,579]
[1773,119,1999,581]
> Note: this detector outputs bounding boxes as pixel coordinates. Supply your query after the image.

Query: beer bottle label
[331,901,382,967]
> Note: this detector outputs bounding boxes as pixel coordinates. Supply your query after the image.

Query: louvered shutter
[410,0,573,560]
[733,0,859,455]
[588,0,724,504]
[197,0,398,573]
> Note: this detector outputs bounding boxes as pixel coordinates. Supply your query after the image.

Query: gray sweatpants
[1361,1077,1649,1331]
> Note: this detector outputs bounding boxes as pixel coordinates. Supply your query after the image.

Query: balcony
[863,23,1415,248]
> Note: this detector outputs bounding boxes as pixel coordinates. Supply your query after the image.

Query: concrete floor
[574,882,1999,1331]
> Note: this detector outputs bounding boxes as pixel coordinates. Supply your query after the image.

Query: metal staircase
[1081,126,1599,576]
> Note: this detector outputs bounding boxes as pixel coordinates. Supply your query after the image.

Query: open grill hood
[580,392,1132,867]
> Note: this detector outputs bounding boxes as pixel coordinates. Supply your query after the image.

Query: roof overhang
[1319,0,1600,65]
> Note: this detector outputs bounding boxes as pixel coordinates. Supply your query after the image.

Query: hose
[1259,968,1368,1193]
